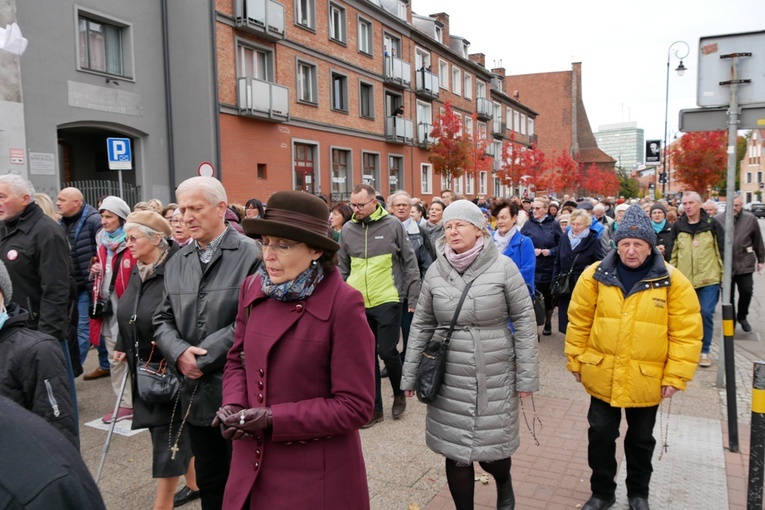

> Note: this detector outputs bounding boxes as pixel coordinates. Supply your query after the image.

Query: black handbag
[416,279,475,404]
[531,287,546,326]
[136,342,180,404]
[550,253,580,299]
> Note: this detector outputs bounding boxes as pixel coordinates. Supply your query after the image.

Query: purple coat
[221,269,375,510]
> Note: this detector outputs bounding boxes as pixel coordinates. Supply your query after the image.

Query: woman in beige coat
[401,200,539,510]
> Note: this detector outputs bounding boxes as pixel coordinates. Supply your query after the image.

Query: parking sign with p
[107,137,133,170]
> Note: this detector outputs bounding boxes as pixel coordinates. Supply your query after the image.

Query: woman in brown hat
[213,191,376,510]
[113,211,199,510]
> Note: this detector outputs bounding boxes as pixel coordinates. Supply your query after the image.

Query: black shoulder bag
[550,252,580,300]
[416,279,475,404]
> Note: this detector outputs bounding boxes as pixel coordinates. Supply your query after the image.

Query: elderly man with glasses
[338,184,421,428]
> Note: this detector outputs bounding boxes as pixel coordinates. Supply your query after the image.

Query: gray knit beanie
[649,203,667,216]
[441,200,485,230]
[614,204,656,247]
[99,196,131,220]
[0,260,12,307]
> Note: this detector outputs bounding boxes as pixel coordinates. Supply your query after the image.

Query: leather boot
[496,479,515,510]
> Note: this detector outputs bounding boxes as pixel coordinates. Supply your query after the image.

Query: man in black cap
[566,205,702,510]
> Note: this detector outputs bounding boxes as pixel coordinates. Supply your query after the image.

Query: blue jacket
[499,232,536,294]
[60,204,102,293]
[520,215,560,284]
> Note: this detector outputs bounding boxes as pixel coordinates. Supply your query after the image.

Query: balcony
[484,142,496,158]
[417,122,432,147]
[529,133,538,146]
[385,116,414,144]
[384,55,411,88]
[237,76,289,122]
[234,0,285,41]
[492,121,507,139]
[414,68,439,99]
[477,98,493,121]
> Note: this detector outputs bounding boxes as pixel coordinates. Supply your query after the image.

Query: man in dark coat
[0,396,105,509]
[57,187,103,372]
[154,177,260,510]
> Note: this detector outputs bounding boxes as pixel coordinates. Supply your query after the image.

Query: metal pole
[748,361,765,509]
[118,169,124,200]
[95,369,129,484]
[723,303,739,452]
[662,55,670,196]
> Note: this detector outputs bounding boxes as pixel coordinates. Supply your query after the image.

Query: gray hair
[124,222,169,248]
[176,176,227,206]
[702,200,717,209]
[682,191,702,204]
[388,190,411,205]
[0,174,35,201]
[593,203,606,214]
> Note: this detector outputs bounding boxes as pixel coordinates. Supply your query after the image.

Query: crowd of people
[0,172,763,510]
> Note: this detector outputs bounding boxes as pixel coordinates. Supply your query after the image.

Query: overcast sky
[412,0,761,143]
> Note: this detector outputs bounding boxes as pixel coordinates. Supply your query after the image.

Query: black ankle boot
[496,479,515,510]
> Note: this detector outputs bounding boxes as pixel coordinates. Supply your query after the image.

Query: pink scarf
[445,237,484,273]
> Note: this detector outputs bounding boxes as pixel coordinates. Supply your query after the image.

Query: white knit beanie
[441,200,485,230]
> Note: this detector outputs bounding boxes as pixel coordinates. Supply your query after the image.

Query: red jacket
[222,269,375,510]
[89,242,135,345]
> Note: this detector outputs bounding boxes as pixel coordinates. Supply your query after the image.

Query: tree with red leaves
[496,133,524,193]
[545,151,581,195]
[428,102,472,181]
[462,113,493,191]
[581,163,620,197]
[518,143,547,196]
[671,131,727,197]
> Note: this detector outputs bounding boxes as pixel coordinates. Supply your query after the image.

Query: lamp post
[662,40,690,195]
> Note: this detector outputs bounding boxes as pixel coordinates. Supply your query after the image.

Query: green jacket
[338,204,421,308]
[669,211,724,288]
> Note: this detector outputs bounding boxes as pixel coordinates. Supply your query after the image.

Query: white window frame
[76,9,134,79]
[479,171,488,195]
[434,26,443,44]
[506,108,513,131]
[513,110,520,133]
[465,173,474,195]
[328,3,346,44]
[463,72,472,100]
[528,117,535,136]
[455,113,463,136]
[464,117,473,137]
[453,175,463,194]
[476,80,486,99]
[520,113,527,135]
[357,17,372,55]
[421,163,433,194]
[415,46,431,70]
[452,67,462,95]
[439,59,449,90]
[237,42,273,81]
[296,0,316,29]
[296,59,318,104]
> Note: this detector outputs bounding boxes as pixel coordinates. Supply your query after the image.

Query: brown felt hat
[125,211,172,237]
[242,191,339,252]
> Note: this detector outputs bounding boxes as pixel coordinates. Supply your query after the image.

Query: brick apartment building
[503,63,616,195]
[741,129,764,204]
[215,0,538,204]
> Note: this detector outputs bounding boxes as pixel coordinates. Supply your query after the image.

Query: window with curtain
[78,16,123,76]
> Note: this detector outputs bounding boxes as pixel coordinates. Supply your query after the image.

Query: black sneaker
[740,319,752,333]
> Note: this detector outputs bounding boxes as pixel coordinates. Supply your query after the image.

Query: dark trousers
[731,272,754,321]
[400,299,413,362]
[587,396,658,500]
[367,302,403,412]
[187,423,232,510]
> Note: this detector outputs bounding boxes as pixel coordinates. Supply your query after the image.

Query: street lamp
[662,40,690,196]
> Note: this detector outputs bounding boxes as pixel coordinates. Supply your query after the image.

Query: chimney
[431,12,449,43]
[490,67,505,77]
[469,53,485,67]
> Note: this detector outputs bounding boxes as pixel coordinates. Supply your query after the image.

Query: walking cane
[95,368,129,485]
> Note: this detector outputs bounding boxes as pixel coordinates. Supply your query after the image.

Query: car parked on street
[751,203,765,219]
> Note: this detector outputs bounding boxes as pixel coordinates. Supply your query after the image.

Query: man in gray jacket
[154,177,260,510]
[716,196,765,332]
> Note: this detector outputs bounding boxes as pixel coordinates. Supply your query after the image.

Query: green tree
[617,168,639,198]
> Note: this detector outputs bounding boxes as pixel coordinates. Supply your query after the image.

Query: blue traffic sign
[107,137,132,170]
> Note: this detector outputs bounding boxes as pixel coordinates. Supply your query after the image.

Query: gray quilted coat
[401,237,539,463]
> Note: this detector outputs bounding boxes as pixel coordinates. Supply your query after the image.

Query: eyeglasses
[126,235,146,243]
[255,240,303,254]
[349,198,375,210]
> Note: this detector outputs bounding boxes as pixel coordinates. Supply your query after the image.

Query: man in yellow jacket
[565,205,702,510]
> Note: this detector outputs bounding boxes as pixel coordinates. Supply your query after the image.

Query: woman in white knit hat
[401,200,539,510]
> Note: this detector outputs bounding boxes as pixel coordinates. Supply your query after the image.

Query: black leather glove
[223,407,272,440]
[212,404,244,439]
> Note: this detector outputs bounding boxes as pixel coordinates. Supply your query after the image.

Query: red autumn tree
[517,143,547,196]
[428,102,472,181]
[544,150,581,195]
[462,113,493,190]
[671,131,727,197]
[496,133,524,192]
[582,163,620,197]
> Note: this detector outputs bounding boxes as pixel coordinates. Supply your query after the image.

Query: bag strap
[566,252,581,276]
[443,279,475,348]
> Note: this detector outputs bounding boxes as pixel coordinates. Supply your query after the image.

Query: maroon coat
[221,269,375,510]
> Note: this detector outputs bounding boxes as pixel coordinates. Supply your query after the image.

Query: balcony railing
[492,121,506,138]
[417,122,432,146]
[237,76,289,121]
[415,68,439,99]
[385,116,414,144]
[477,98,493,121]
[234,0,285,40]
[384,55,411,88]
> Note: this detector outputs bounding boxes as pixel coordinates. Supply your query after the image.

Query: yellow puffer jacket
[565,251,702,408]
